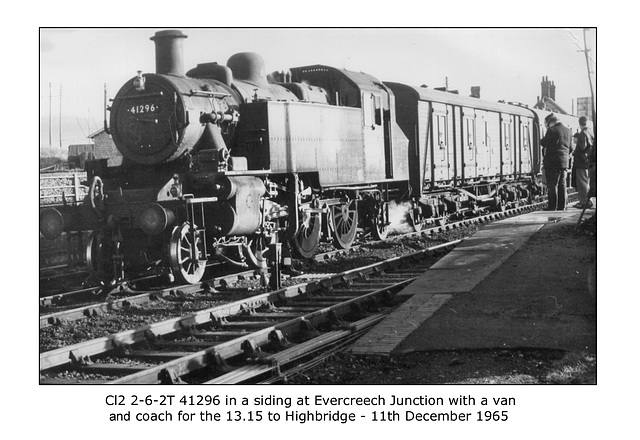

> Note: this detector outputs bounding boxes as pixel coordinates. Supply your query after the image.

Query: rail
[39,241,459,378]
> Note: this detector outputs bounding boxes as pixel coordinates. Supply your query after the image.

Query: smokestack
[541,76,552,99]
[150,30,188,76]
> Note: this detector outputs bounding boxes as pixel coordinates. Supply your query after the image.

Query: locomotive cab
[232,64,409,185]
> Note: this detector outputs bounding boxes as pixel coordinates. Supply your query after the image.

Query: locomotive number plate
[129,103,159,114]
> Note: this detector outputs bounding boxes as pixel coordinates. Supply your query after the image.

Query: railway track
[39,269,258,328]
[39,199,545,328]
[39,240,457,384]
[39,196,576,384]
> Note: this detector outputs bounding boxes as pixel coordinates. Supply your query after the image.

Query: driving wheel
[331,199,358,249]
[291,211,321,259]
[370,202,388,241]
[245,234,276,269]
[85,231,109,277]
[168,222,207,284]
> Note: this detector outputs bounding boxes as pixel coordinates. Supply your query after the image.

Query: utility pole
[582,28,596,135]
[59,84,62,149]
[104,83,109,134]
[49,82,52,147]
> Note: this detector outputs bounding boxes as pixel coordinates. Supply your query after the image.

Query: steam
[387,200,414,234]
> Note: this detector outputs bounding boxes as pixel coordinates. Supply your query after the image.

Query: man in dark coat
[572,116,595,208]
[541,113,573,211]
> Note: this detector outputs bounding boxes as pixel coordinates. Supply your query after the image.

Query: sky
[39,27,596,150]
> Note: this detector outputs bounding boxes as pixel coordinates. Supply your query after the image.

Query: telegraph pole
[49,82,52,147]
[582,28,596,135]
[59,84,63,148]
[563,28,596,132]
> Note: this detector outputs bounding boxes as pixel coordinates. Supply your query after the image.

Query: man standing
[541,113,573,211]
[572,116,595,209]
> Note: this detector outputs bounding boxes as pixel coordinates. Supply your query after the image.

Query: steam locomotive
[39,30,581,284]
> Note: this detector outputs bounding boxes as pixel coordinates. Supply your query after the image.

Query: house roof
[534,96,568,115]
[88,127,106,139]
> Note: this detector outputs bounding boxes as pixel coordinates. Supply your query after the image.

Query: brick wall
[92,130,123,166]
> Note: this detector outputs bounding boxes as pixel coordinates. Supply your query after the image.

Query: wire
[561,28,596,66]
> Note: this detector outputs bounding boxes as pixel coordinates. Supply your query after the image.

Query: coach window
[363,93,382,128]
[466,119,475,159]
[485,121,494,153]
[438,115,447,161]
[523,126,530,151]
[502,121,512,162]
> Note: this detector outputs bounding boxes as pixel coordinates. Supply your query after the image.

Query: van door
[462,109,477,181]
[501,114,514,177]
[432,103,451,182]
[519,118,533,175]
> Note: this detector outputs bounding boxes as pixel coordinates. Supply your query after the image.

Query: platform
[349,203,597,356]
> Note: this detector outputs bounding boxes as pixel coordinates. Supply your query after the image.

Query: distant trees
[40,146,67,171]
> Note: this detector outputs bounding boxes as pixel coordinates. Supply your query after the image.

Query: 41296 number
[129,103,158,114]
[179,395,221,406]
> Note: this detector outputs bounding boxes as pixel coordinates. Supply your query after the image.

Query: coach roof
[385,81,535,117]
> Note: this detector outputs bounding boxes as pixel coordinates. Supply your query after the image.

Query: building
[67,144,95,169]
[533,76,569,115]
[576,97,593,119]
[89,128,123,166]
[66,129,123,169]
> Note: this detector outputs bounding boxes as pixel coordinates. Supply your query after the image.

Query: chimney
[551,81,556,101]
[471,86,481,98]
[150,30,188,76]
[541,76,552,99]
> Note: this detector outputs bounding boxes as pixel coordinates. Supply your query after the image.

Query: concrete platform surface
[350,205,597,356]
